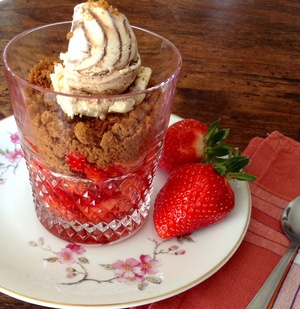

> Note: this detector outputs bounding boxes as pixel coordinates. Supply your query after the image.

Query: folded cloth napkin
[132,131,300,309]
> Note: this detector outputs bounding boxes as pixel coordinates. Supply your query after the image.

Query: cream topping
[50,1,151,119]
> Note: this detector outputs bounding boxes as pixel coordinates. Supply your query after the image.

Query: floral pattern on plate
[29,235,193,291]
[0,132,24,184]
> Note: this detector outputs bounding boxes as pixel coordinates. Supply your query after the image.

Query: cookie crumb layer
[25,70,160,175]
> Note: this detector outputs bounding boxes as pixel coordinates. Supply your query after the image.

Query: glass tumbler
[2,22,182,244]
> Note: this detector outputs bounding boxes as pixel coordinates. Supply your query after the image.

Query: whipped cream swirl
[51,1,151,119]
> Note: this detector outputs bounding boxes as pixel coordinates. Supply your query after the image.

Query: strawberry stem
[214,155,256,182]
[204,119,234,163]
[203,119,256,182]
[227,172,256,182]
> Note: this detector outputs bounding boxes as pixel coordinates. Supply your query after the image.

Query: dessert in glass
[2,0,182,244]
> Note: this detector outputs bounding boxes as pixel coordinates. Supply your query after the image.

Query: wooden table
[0,0,299,308]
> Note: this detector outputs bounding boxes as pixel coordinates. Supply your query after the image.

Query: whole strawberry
[159,119,233,173]
[154,157,255,239]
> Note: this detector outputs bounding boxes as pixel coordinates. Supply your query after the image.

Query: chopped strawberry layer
[29,153,156,244]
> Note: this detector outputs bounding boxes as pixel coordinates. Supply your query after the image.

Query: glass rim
[2,21,182,99]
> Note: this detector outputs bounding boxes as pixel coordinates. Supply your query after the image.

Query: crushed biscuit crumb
[88,0,119,15]
[28,59,54,89]
[67,32,74,40]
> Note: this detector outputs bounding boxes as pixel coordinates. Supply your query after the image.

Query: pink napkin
[132,131,300,309]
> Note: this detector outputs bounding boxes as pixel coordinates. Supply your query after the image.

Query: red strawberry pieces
[154,163,235,239]
[66,152,86,173]
[34,152,150,226]
[66,152,124,183]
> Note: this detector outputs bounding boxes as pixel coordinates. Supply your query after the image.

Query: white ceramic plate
[0,114,251,308]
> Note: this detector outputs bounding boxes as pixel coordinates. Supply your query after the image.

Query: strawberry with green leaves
[159,119,234,173]
[154,155,255,239]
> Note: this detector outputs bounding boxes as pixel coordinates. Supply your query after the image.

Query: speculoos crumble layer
[26,59,160,175]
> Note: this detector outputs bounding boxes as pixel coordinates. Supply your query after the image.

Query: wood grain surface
[0,0,299,308]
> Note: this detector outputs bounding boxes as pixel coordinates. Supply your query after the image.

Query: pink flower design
[113,258,142,279]
[57,248,76,265]
[66,267,77,278]
[117,273,145,285]
[29,237,191,289]
[28,241,36,247]
[66,243,86,255]
[139,255,160,275]
[10,132,21,144]
[5,149,24,163]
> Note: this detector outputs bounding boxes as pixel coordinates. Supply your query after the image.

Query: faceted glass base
[27,157,154,245]
[35,196,150,244]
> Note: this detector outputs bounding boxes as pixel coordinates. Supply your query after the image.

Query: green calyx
[203,120,256,182]
[214,155,256,182]
[204,119,233,160]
